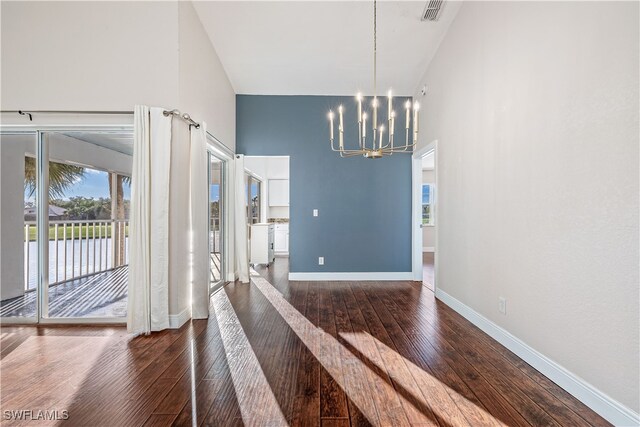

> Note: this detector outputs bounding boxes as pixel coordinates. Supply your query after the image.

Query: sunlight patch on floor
[0,336,112,420]
[339,331,503,426]
[250,269,444,426]
[212,287,288,426]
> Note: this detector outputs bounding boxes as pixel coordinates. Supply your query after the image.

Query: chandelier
[327,0,419,159]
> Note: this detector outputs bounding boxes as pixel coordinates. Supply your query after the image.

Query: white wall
[0,1,180,111]
[414,1,639,416]
[422,169,435,250]
[178,1,236,151]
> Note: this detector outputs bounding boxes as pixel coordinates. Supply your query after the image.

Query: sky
[24,168,131,202]
[25,165,222,203]
[210,184,220,201]
[422,184,430,204]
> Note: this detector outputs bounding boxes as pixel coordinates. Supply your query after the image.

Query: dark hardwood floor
[0,257,609,426]
[422,252,434,292]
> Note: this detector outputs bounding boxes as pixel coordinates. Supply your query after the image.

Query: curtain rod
[1,109,200,129]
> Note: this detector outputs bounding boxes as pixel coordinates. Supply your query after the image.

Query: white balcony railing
[23,219,129,290]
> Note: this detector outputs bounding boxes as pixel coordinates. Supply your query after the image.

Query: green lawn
[26,225,129,242]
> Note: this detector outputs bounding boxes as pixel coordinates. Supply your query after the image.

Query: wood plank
[320,418,350,427]
[142,414,177,427]
[398,284,597,427]
[332,286,410,427]
[290,281,321,427]
[343,282,442,427]
[317,284,350,419]
[0,258,611,427]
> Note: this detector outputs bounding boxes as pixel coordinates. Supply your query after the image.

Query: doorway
[0,128,133,324]
[244,156,290,258]
[412,142,437,292]
[206,133,232,292]
[420,150,435,291]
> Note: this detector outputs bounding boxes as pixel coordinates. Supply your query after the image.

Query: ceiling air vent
[421,0,446,22]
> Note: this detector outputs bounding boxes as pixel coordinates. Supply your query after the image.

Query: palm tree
[24,156,85,199]
[108,173,130,266]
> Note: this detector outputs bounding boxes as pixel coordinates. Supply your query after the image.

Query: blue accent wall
[237,95,412,273]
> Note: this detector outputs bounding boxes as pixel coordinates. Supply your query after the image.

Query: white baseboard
[288,272,413,281]
[422,246,435,252]
[168,307,191,329]
[435,289,640,427]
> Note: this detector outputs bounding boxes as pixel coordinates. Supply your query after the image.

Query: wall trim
[289,272,414,281]
[422,247,435,252]
[435,288,640,427]
[168,307,191,329]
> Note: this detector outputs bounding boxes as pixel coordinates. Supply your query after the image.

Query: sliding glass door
[40,130,132,320]
[0,128,133,323]
[209,152,225,292]
[2,126,231,321]
[246,174,261,224]
[0,133,38,322]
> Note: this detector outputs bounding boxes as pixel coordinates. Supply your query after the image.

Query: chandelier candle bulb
[405,101,411,129]
[338,106,344,149]
[357,93,363,122]
[363,113,367,139]
[387,91,393,116]
[390,111,395,136]
[329,111,334,140]
[413,102,419,136]
[373,97,378,130]
[379,125,385,149]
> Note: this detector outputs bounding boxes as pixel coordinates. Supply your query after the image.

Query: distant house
[24,205,68,221]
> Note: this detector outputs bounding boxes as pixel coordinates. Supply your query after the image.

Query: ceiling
[61,132,134,156]
[194,1,461,96]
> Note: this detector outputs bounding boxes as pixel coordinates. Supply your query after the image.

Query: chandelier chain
[373,0,377,97]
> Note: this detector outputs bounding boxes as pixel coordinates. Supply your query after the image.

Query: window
[422,183,434,225]
[245,174,261,224]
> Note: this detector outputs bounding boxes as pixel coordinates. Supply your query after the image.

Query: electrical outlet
[498,297,507,315]
[318,257,324,265]
[313,209,318,217]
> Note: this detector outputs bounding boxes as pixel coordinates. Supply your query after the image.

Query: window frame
[422,183,434,226]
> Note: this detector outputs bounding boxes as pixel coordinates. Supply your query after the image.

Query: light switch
[313,209,318,217]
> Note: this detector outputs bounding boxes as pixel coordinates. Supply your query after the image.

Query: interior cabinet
[250,223,275,265]
[268,179,289,206]
[274,223,289,254]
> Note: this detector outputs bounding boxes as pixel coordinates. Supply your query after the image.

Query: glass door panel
[209,153,224,291]
[251,179,261,224]
[0,133,38,321]
[42,130,132,320]
[245,174,261,224]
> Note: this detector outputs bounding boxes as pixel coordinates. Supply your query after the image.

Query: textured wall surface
[413,1,639,412]
[237,95,413,273]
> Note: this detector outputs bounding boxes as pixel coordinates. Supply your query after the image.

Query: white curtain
[128,106,172,335]
[234,155,250,283]
[190,123,210,319]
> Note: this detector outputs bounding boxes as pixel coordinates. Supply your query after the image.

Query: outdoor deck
[1,253,222,319]
[0,266,128,319]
